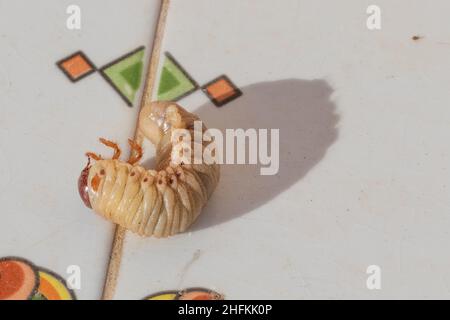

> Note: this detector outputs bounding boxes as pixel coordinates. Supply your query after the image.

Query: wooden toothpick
[101,0,170,300]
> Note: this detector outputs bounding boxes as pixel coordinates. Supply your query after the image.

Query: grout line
[101,0,171,300]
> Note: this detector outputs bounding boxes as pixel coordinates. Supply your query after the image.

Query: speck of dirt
[412,35,423,41]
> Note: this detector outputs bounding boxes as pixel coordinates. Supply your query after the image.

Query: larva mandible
[78,101,220,238]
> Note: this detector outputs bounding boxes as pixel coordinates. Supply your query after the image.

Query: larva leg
[86,152,102,161]
[99,138,121,160]
[127,139,143,165]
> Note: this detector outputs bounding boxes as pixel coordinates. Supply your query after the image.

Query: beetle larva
[78,101,220,237]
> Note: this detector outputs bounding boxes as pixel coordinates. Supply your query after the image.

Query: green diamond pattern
[157,54,197,101]
[101,47,145,106]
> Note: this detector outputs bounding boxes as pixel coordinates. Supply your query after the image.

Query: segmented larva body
[78,102,220,238]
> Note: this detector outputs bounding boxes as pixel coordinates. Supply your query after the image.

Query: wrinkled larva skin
[79,102,220,238]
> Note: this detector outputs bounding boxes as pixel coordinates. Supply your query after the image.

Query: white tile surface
[2,0,449,300]
[116,0,450,299]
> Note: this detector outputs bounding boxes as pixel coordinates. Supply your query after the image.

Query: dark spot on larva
[100,169,105,175]
[143,178,148,182]
[158,180,162,184]
[180,162,184,166]
[91,174,101,192]
[169,178,174,184]
[130,171,135,177]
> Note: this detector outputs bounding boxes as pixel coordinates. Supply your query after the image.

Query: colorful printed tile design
[34,269,75,300]
[201,75,242,107]
[145,291,178,300]
[0,258,39,300]
[57,51,96,82]
[144,287,223,300]
[157,52,198,101]
[99,46,146,107]
[57,49,242,107]
[0,257,76,300]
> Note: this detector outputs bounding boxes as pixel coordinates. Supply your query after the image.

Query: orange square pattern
[205,78,236,102]
[202,75,242,107]
[58,52,95,81]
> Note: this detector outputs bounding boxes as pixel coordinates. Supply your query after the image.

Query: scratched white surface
[115,0,450,299]
[0,0,160,299]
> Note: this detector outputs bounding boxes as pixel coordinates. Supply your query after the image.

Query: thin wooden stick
[101,0,170,300]
[101,225,126,300]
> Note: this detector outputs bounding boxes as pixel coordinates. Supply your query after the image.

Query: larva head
[78,162,92,209]
[79,160,109,209]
